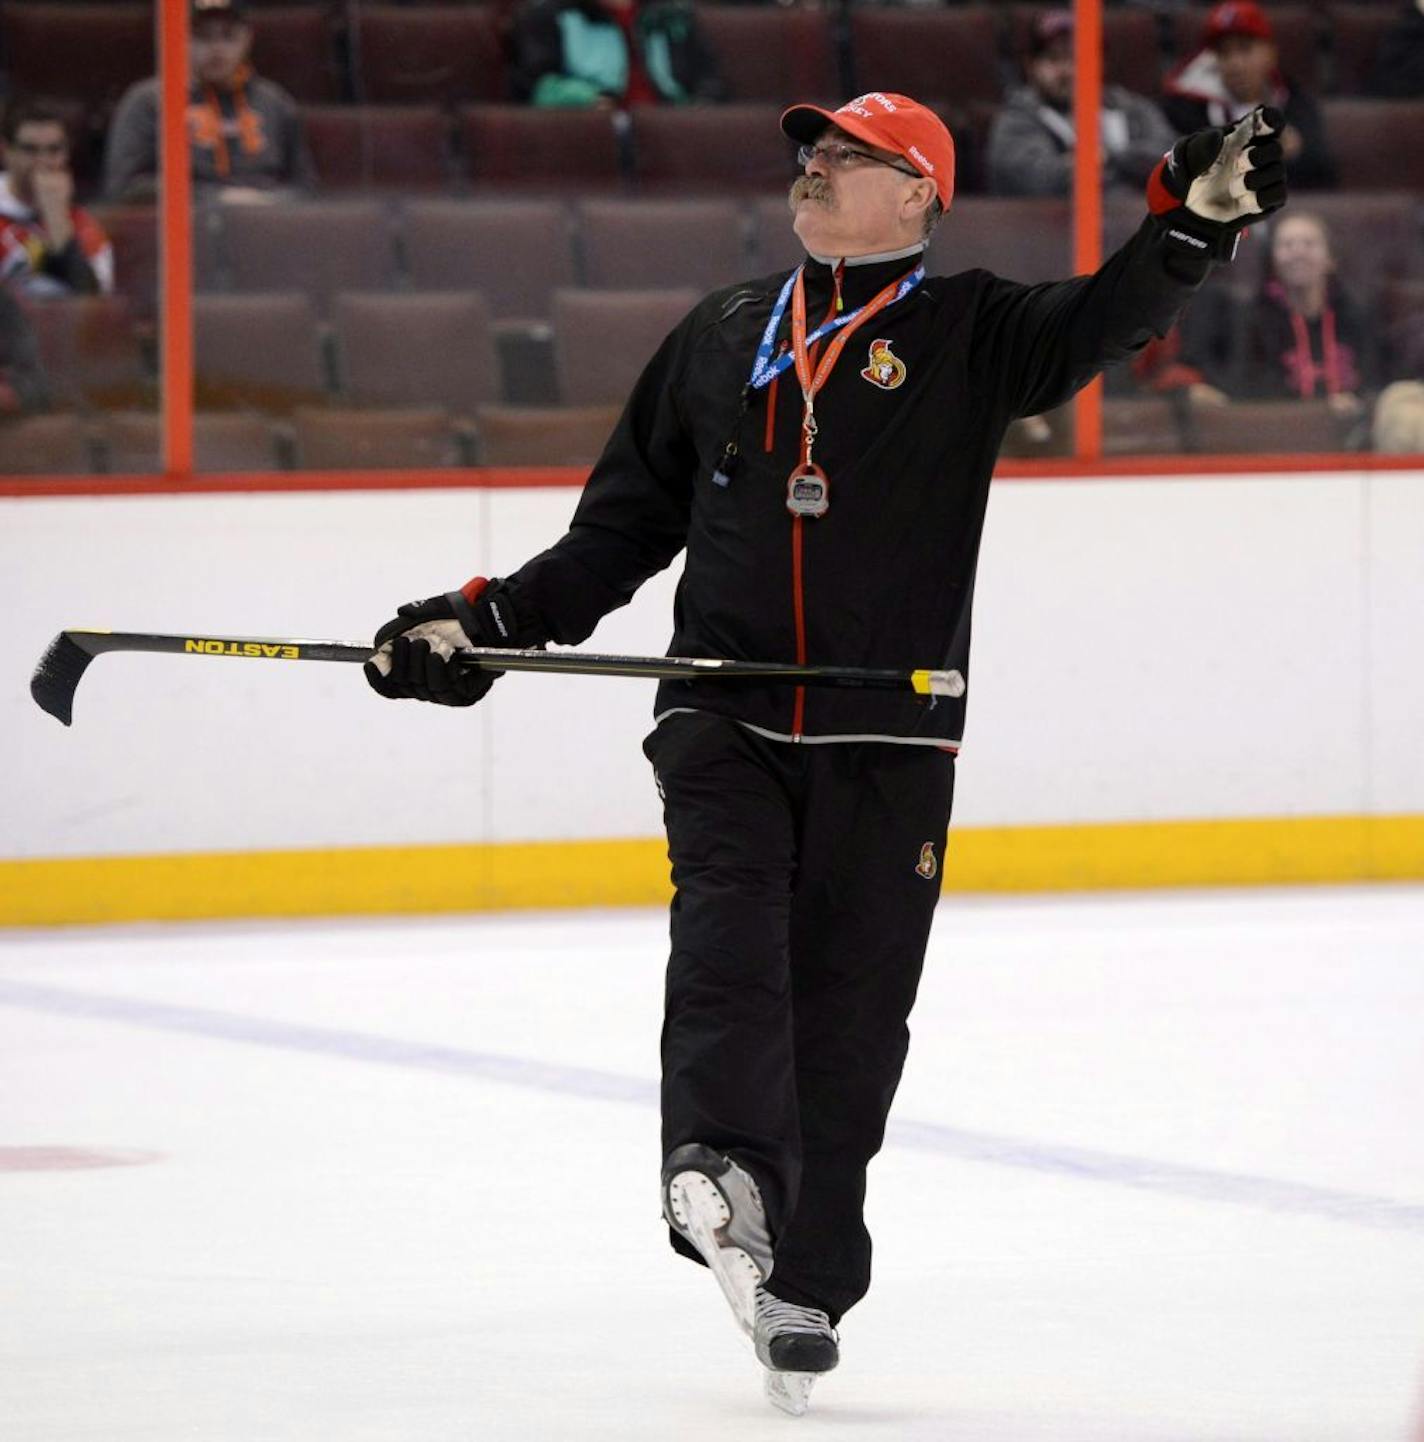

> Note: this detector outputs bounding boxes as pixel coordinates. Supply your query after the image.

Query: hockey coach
[368,92,1286,1414]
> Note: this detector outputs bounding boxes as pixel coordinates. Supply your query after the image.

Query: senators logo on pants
[862,338,906,390]
[915,842,937,880]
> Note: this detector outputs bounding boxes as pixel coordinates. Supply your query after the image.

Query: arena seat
[355,7,507,105]
[552,289,699,404]
[333,292,499,416]
[291,406,464,469]
[474,404,621,466]
[98,410,281,472]
[695,6,839,104]
[460,106,622,188]
[248,7,341,104]
[849,8,1003,107]
[1171,7,1322,91]
[0,414,92,474]
[1103,396,1186,455]
[750,197,808,276]
[630,106,798,191]
[219,202,396,311]
[27,295,148,410]
[302,106,452,191]
[1322,100,1424,189]
[577,199,748,292]
[1186,397,1353,453]
[194,293,327,411]
[1327,3,1402,94]
[0,4,152,109]
[403,200,576,320]
[929,197,1072,284]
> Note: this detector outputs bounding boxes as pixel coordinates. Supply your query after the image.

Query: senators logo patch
[861,338,906,390]
[916,842,938,880]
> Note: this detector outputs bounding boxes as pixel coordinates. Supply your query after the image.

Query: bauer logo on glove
[1147,105,1288,264]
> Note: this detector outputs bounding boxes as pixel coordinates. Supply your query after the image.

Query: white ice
[2,885,1423,1442]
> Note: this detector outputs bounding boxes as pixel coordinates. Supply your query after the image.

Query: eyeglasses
[12,141,68,158]
[796,141,919,179]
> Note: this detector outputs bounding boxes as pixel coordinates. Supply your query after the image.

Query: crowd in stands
[0,0,1419,471]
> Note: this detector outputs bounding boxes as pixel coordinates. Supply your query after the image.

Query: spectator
[0,281,50,415]
[1368,0,1424,98]
[1373,381,1424,451]
[0,103,115,299]
[512,0,725,109]
[1164,0,1336,189]
[988,10,1176,196]
[104,0,313,203]
[1176,212,1379,417]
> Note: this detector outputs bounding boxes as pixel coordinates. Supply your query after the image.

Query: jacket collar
[802,243,926,307]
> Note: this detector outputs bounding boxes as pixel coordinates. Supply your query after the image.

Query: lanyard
[746,262,924,394]
[789,262,922,464]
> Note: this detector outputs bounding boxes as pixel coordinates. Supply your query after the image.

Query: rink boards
[5,467,1424,923]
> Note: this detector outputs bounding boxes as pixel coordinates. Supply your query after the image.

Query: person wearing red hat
[1164,0,1336,188]
[366,93,1288,1415]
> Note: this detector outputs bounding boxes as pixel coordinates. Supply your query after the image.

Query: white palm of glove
[367,618,473,678]
[1184,108,1276,224]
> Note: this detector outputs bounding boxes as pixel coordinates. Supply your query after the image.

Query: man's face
[1215,34,1276,101]
[190,18,251,86]
[3,121,70,201]
[1029,39,1074,107]
[1271,215,1331,289]
[789,126,928,258]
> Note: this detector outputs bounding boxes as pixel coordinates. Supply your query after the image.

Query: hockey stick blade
[30,628,965,726]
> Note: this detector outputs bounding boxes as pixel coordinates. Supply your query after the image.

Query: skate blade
[666,1170,762,1336]
[764,1368,817,1417]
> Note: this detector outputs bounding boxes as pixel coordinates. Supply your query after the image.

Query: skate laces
[755,1288,836,1341]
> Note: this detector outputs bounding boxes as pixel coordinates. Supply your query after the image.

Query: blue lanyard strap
[746,262,925,393]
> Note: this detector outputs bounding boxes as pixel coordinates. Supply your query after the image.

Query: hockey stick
[30,629,966,727]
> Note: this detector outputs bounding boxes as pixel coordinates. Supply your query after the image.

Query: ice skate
[661,1142,773,1337]
[754,1287,838,1417]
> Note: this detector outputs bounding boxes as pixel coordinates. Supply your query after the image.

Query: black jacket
[505,219,1210,748]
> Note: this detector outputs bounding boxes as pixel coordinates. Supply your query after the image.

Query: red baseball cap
[1204,1,1274,47]
[781,92,956,210]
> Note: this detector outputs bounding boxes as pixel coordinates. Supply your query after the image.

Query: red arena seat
[460,106,622,189]
[219,202,397,311]
[26,295,147,410]
[333,292,499,417]
[0,4,153,109]
[850,8,1004,107]
[695,6,839,103]
[577,199,748,292]
[552,289,699,405]
[248,7,341,104]
[355,7,507,105]
[474,404,621,466]
[0,414,92,474]
[630,106,797,192]
[194,293,327,411]
[291,406,463,469]
[403,200,576,321]
[98,411,281,472]
[1328,3,1403,94]
[929,197,1072,284]
[302,107,452,192]
[1322,100,1424,189]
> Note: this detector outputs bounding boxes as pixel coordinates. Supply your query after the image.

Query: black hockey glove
[365,577,546,706]
[1147,106,1287,269]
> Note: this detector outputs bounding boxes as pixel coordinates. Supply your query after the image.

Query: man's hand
[365,577,544,706]
[31,168,75,249]
[1148,106,1287,263]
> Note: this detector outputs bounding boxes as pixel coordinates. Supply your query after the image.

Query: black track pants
[644,709,954,1325]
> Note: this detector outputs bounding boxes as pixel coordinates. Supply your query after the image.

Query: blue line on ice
[3,976,1422,1237]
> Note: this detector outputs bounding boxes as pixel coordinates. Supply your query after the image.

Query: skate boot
[661,1143,774,1337]
[753,1286,838,1417]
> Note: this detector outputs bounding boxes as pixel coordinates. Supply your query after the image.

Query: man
[103,0,313,203]
[511,0,724,108]
[366,93,1285,1415]
[988,9,1176,197]
[1165,0,1335,189]
[0,103,114,298]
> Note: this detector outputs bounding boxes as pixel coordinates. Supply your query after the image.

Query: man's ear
[902,178,936,224]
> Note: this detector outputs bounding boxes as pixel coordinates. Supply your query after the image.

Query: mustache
[788,175,833,212]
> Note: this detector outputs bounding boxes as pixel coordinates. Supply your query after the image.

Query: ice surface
[2,886,1422,1441]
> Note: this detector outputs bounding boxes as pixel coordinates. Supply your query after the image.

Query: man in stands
[0,103,114,298]
[988,9,1176,197]
[1164,0,1335,188]
[512,0,724,108]
[104,0,312,203]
